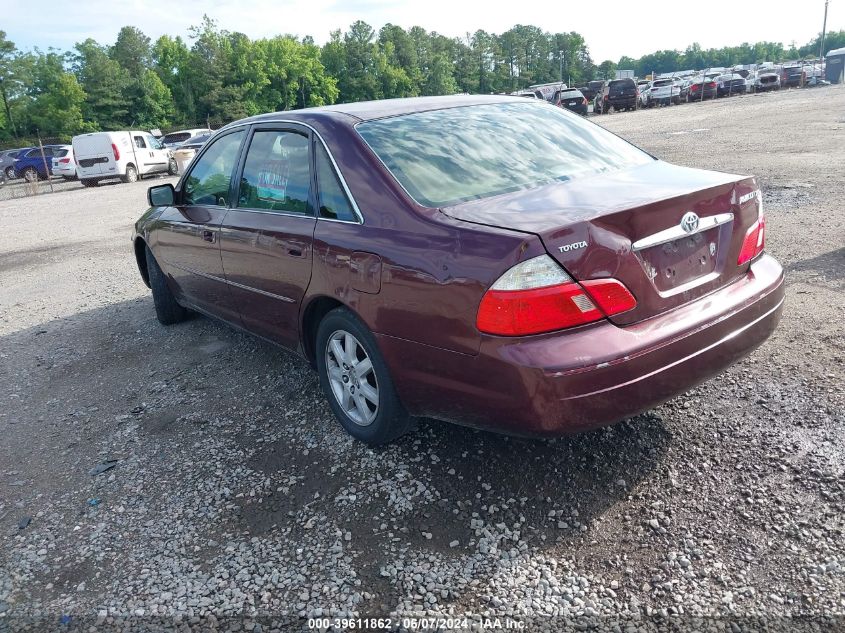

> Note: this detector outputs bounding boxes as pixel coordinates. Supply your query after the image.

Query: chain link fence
[0,136,71,201]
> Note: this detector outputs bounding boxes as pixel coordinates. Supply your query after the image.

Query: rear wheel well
[134,237,150,288]
[301,297,344,366]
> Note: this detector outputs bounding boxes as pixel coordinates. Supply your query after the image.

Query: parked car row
[583,61,828,116]
[0,127,213,186]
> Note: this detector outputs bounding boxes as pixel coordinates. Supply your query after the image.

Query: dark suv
[595,78,638,114]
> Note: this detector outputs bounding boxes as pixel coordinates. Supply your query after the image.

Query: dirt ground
[0,86,843,632]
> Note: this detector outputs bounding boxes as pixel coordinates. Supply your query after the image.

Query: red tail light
[603,94,608,101]
[580,279,638,315]
[59,158,70,164]
[111,143,120,161]
[737,213,765,265]
[476,256,636,336]
[582,98,588,105]
[708,82,716,89]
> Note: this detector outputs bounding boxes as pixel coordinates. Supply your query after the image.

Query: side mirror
[148,183,175,207]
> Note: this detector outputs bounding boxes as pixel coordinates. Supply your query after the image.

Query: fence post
[37,133,54,193]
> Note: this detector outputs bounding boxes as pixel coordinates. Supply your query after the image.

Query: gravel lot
[1,86,843,632]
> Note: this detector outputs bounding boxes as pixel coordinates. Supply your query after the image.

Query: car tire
[122,164,138,184]
[23,167,38,182]
[145,246,189,325]
[168,158,178,175]
[316,307,412,445]
[80,179,98,187]
[5,167,14,179]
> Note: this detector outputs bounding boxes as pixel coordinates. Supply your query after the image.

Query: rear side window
[183,130,245,206]
[316,143,357,222]
[133,136,147,149]
[357,102,652,208]
[237,130,312,215]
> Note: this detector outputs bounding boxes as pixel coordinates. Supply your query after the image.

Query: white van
[72,131,176,186]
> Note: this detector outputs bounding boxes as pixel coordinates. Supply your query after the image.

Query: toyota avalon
[133,95,784,445]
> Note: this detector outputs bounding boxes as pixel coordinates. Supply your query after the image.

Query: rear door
[152,128,246,322]
[610,80,636,103]
[74,134,111,177]
[219,124,317,350]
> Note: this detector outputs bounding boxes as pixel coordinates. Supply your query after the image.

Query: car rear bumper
[378,254,784,436]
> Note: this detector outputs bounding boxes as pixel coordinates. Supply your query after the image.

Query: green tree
[74,39,131,129]
[152,35,193,124]
[422,52,457,95]
[597,60,617,80]
[29,72,86,137]
[0,30,21,139]
[135,69,173,127]
[112,26,151,77]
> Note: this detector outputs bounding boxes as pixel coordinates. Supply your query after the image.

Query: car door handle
[202,230,216,243]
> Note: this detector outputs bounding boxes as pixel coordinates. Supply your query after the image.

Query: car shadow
[0,297,671,615]
[785,247,844,285]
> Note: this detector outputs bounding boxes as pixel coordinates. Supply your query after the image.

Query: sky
[5,0,840,62]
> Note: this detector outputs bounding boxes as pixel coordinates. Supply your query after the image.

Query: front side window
[237,130,311,215]
[357,101,653,208]
[183,130,245,206]
[316,143,357,222]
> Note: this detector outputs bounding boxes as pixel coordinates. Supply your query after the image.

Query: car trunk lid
[440,161,762,325]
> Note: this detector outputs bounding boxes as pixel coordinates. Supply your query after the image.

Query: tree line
[0,17,842,145]
[617,32,845,79]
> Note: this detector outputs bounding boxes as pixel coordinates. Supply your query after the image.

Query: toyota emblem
[680,212,700,234]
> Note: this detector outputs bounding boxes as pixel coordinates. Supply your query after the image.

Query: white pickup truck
[647,79,681,107]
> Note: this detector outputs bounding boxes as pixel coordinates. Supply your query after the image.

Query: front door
[152,128,246,322]
[219,126,316,349]
[146,134,170,173]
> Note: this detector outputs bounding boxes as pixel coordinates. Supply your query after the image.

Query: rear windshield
[609,80,634,92]
[53,148,69,157]
[185,134,211,145]
[162,132,191,144]
[357,101,652,208]
[653,80,672,87]
[561,90,583,97]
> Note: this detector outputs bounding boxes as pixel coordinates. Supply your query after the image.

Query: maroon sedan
[133,95,783,444]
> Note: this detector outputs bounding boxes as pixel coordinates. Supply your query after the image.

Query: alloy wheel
[325,329,379,426]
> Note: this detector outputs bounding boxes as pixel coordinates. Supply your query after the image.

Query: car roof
[243,94,529,125]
